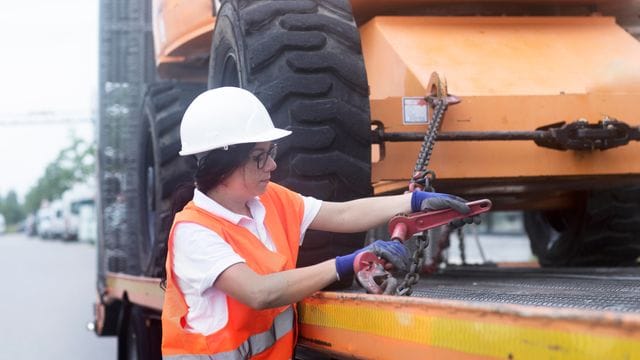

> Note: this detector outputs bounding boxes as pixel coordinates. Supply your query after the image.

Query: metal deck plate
[407,267,640,313]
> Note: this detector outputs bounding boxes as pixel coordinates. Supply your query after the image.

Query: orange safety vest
[162,182,304,359]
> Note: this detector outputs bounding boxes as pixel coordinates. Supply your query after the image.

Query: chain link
[396,96,450,296]
[411,98,448,185]
[457,227,466,265]
[395,233,429,296]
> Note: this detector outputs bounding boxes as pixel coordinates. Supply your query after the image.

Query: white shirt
[172,188,322,335]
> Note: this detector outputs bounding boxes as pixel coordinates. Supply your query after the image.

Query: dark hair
[170,142,256,219]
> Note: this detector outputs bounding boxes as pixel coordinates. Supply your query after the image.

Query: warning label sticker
[402,97,429,125]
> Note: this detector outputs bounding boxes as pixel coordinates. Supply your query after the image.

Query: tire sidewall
[209,2,246,90]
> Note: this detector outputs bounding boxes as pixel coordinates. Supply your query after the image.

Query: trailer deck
[407,267,640,312]
[298,267,640,359]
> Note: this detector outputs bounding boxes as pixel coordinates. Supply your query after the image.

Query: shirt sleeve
[172,222,245,295]
[299,195,322,245]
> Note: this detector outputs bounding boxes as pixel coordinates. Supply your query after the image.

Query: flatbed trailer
[103,266,640,359]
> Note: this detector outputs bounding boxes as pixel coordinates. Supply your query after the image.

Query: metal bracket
[534,118,640,151]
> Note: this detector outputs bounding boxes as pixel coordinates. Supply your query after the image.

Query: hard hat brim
[179,128,292,156]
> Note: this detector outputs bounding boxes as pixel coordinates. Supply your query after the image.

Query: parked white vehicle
[0,214,6,235]
[61,181,96,241]
[23,214,38,236]
[37,204,54,239]
[48,200,66,239]
[78,205,97,243]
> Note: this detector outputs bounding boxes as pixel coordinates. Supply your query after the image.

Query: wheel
[209,0,372,286]
[136,82,205,277]
[118,304,162,360]
[524,186,640,266]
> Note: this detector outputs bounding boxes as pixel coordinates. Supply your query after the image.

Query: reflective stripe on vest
[163,306,294,360]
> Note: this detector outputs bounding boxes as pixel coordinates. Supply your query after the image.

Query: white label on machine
[402,97,429,125]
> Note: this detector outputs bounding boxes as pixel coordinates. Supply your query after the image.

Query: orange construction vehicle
[95,0,640,358]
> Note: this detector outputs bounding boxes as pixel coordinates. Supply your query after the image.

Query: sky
[0,0,97,200]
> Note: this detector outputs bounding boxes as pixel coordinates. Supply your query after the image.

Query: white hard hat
[179,87,291,156]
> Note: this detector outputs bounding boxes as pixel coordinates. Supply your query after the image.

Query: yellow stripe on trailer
[298,292,640,360]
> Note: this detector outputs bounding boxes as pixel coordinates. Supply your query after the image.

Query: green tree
[24,134,96,214]
[0,190,25,225]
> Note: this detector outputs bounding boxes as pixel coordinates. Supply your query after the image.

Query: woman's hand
[335,240,410,280]
[411,191,481,228]
[410,190,470,213]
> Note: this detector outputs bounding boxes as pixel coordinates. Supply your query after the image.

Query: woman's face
[224,142,277,199]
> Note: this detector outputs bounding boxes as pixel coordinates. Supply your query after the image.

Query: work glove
[410,190,481,228]
[411,190,470,213]
[335,240,410,281]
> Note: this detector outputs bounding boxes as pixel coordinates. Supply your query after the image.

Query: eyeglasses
[251,144,278,169]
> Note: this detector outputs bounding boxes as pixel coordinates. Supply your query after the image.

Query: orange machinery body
[151,0,214,80]
[151,0,640,205]
[363,15,640,203]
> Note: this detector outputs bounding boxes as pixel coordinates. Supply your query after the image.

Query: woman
[161,87,472,359]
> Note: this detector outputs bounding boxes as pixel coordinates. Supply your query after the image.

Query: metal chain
[410,98,449,192]
[416,98,448,172]
[396,97,450,296]
[395,233,429,296]
[457,227,466,265]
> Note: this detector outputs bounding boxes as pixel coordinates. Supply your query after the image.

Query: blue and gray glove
[411,190,470,213]
[335,240,410,281]
[411,191,481,228]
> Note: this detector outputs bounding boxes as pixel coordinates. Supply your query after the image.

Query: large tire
[524,186,640,266]
[209,0,372,285]
[136,82,205,277]
[118,304,162,360]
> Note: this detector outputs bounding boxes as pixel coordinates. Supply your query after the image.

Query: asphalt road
[0,233,116,359]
